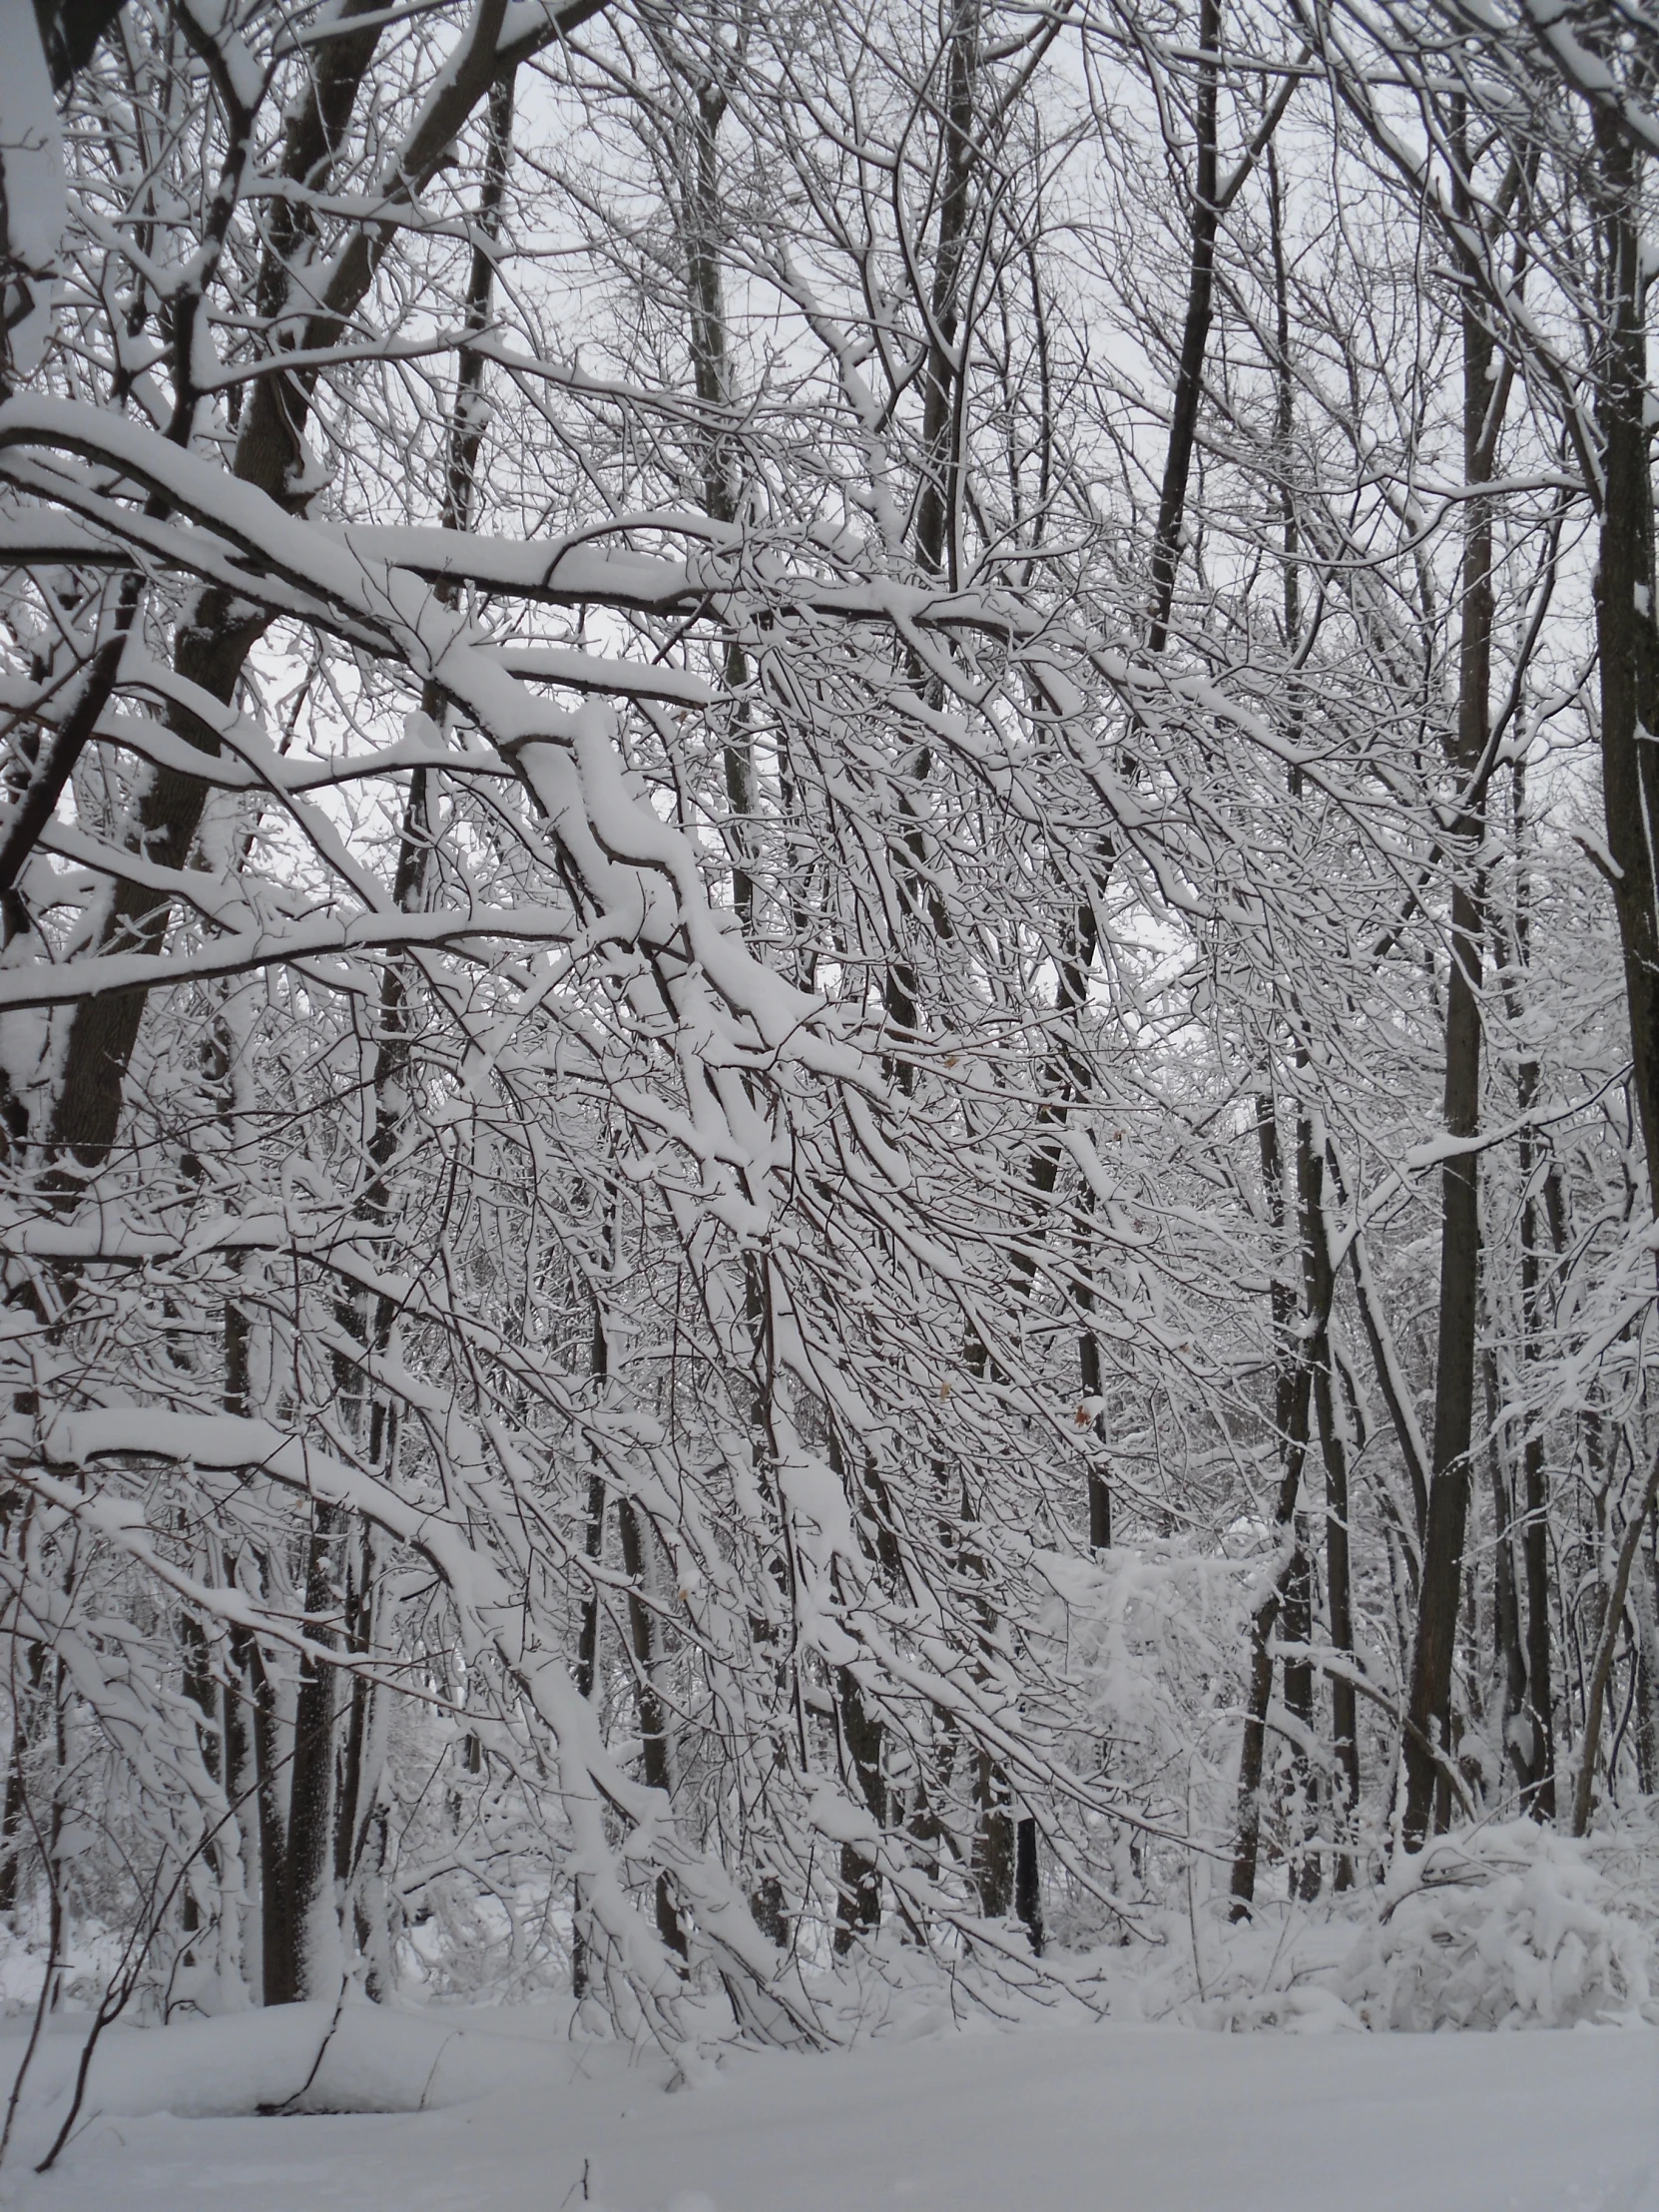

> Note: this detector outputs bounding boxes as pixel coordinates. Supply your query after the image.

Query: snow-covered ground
[0,2001,1653,2212]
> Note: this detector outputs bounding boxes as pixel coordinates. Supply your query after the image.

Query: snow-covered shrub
[1028,1540,1254,1944]
[1333,1824,1656,2029]
[1074,1821,1659,2034]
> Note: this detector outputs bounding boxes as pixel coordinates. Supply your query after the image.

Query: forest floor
[0,1997,1653,2212]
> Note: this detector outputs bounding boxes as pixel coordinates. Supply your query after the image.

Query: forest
[0,0,1656,2120]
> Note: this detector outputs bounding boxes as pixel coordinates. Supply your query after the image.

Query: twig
[259,1975,350,2115]
[0,1865,62,2172]
[1572,1442,1659,1836]
[34,1753,284,2173]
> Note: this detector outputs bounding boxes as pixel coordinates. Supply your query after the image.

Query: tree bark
[281,1507,339,2002]
[1014,1815,1043,1954]
[1300,1120,1359,1885]
[970,1748,1013,1919]
[1401,109,1502,1847]
[1147,0,1222,653]
[832,1665,884,1952]
[1573,1448,1659,1834]
[40,7,596,1178]
[1502,751,1558,1816]
[617,1494,686,1960]
[1590,111,1659,1230]
[1230,1092,1325,1916]
[239,1617,290,2008]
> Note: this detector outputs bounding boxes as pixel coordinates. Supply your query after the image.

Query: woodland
[0,0,1655,2129]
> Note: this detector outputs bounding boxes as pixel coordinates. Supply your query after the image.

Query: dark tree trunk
[1230,1096,1326,1915]
[1014,1816,1043,1955]
[221,1613,257,1984]
[1280,1516,1320,1901]
[180,1606,221,1938]
[617,1495,686,1959]
[1147,0,1222,653]
[1400,847,1485,1847]
[1300,1123,1360,1886]
[1573,1450,1659,1834]
[333,1527,373,1892]
[970,1749,1014,1919]
[833,1663,885,1952]
[569,1466,606,2002]
[1485,1352,1530,1795]
[913,0,982,590]
[1230,1127,1298,1912]
[1402,111,1502,1847]
[1591,116,1659,1231]
[1078,1300,1112,1550]
[240,1619,291,2008]
[1633,1549,1659,1797]
[1014,893,1110,1544]
[0,1641,45,1920]
[37,15,542,1182]
[279,1508,339,2003]
[680,65,756,933]
[1228,1602,1277,1923]
[572,1167,617,1997]
[1504,753,1558,1816]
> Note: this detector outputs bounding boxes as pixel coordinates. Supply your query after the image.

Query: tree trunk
[332,1525,376,1899]
[1484,1352,1530,1794]
[1632,1540,1659,1796]
[970,1748,1013,1919]
[1503,751,1557,1816]
[1014,1816,1043,1954]
[1147,0,1222,653]
[239,1617,290,2008]
[40,5,392,1173]
[617,1495,686,1959]
[1300,1119,1360,1885]
[833,1665,884,1952]
[1402,111,1502,1847]
[1230,1090,1326,1916]
[221,1616,257,1990]
[1591,115,1659,1231]
[38,17,559,1182]
[0,1640,45,1921]
[278,1507,339,2003]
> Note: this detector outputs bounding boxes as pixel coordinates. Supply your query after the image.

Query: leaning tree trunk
[37,1,602,1181]
[1146,0,1221,656]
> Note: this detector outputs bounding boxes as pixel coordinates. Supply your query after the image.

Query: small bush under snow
[1332,1824,1655,2031]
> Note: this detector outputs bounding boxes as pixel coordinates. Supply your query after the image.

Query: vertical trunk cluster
[1230,1091,1332,1915]
[43,0,393,1176]
[1229,125,1362,1909]
[174,52,533,2009]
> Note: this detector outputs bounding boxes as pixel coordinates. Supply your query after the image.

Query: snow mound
[1132,1822,1659,2035]
[1334,1824,1656,2030]
[0,1999,551,2132]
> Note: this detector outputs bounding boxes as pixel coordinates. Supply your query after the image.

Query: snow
[3,2003,1654,2212]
